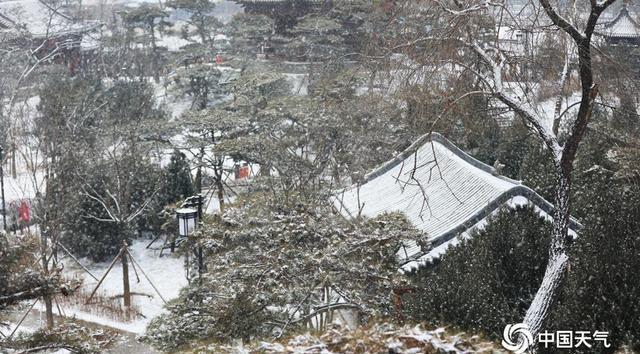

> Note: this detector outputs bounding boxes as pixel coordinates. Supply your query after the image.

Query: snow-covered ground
[0,319,35,338]
[2,170,43,203]
[58,239,188,334]
[284,73,309,96]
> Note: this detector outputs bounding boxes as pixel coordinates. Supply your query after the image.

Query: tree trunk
[1,156,6,231]
[40,233,54,329]
[523,253,568,335]
[195,146,205,193]
[523,170,571,343]
[194,167,202,194]
[43,295,54,329]
[214,160,225,212]
[11,143,16,179]
[216,175,224,212]
[150,23,160,84]
[122,245,131,309]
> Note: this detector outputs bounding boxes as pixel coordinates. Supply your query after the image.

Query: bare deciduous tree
[393,0,619,344]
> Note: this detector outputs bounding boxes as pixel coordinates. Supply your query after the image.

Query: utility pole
[0,146,6,231]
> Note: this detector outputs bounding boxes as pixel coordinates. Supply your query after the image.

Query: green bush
[405,205,552,337]
[406,171,640,353]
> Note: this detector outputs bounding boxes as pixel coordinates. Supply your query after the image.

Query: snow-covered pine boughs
[144,192,425,350]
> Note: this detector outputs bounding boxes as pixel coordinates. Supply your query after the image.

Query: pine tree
[122,4,170,82]
[224,14,274,57]
[167,0,222,45]
[164,149,195,204]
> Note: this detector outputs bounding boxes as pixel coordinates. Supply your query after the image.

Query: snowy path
[2,309,159,354]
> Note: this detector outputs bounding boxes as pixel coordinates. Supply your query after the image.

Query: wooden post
[126,248,167,304]
[121,241,131,309]
[85,247,124,305]
[197,247,204,277]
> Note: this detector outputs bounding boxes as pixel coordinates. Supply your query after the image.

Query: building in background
[333,133,581,273]
[0,0,101,73]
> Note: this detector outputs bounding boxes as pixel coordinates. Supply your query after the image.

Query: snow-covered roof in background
[496,26,528,57]
[597,4,640,39]
[332,132,581,272]
[0,0,99,38]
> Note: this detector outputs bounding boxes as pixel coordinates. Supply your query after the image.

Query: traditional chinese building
[596,2,640,46]
[0,0,100,73]
[333,133,581,272]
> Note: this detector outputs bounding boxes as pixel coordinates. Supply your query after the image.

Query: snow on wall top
[332,132,580,269]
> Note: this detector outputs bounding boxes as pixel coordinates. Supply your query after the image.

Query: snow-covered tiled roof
[597,4,640,39]
[0,11,16,29]
[332,132,581,272]
[0,0,99,38]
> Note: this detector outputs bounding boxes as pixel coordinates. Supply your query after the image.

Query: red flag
[215,55,223,65]
[18,200,30,223]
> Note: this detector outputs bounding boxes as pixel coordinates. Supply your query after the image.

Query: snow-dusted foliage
[0,234,69,311]
[4,323,116,354]
[144,192,424,350]
[173,322,501,353]
[2,0,640,351]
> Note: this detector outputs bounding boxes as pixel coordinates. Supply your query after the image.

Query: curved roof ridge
[331,131,583,271]
[362,132,521,186]
[597,3,640,38]
[400,185,582,271]
[604,3,639,28]
[424,185,582,250]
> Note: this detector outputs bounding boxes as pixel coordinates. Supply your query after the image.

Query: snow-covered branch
[468,41,563,162]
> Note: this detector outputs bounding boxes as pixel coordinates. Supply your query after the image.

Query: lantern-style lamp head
[176,207,198,237]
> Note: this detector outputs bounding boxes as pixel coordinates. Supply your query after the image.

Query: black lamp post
[0,146,6,231]
[177,194,206,278]
[176,207,198,238]
[176,207,198,280]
